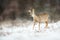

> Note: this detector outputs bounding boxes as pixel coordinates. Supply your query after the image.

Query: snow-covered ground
[0,20,60,40]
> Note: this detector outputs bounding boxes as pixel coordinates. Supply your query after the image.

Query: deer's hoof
[44,27,50,29]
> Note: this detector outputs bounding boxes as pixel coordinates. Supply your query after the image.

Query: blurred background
[0,0,60,22]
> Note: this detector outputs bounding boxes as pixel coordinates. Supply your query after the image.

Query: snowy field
[0,20,60,40]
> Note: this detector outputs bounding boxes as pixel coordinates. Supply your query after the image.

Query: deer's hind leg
[38,22,40,31]
[45,21,48,28]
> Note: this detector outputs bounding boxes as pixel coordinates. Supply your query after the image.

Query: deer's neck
[31,13,35,17]
[31,9,35,17]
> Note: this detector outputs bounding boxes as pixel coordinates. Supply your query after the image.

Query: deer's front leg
[33,21,35,30]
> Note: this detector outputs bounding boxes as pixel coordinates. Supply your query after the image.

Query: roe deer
[28,8,49,31]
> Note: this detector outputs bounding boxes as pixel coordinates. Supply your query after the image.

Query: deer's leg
[38,22,40,31]
[33,21,35,30]
[45,21,48,28]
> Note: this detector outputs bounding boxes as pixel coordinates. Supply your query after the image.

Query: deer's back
[34,13,49,22]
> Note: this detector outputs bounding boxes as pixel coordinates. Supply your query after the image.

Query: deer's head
[28,8,35,17]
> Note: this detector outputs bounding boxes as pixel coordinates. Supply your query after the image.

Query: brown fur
[28,8,49,31]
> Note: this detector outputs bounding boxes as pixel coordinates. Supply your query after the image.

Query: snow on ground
[0,20,60,40]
